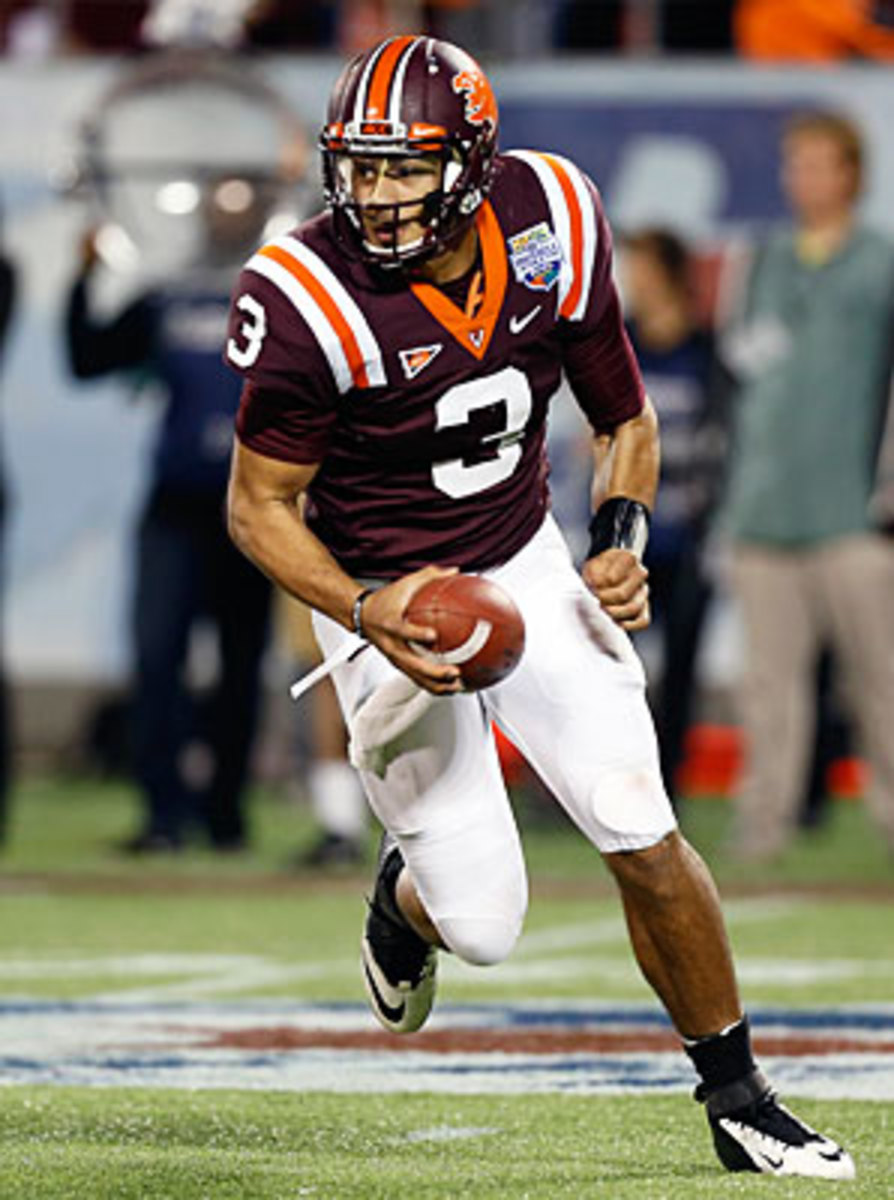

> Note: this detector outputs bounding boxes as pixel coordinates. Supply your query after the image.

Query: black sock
[376,845,412,929]
[684,1016,757,1093]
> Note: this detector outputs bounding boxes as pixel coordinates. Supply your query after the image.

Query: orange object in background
[826,756,869,799]
[736,0,894,61]
[495,721,867,800]
[677,724,744,797]
[493,723,527,786]
[678,724,868,800]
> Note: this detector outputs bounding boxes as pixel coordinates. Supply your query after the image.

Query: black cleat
[707,1088,855,1179]
[361,834,437,1034]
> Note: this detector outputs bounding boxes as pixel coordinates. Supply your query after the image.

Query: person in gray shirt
[722,109,894,861]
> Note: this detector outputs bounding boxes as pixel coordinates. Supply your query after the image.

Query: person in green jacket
[722,109,894,861]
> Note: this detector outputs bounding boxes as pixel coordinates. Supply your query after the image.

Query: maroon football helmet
[320,35,499,267]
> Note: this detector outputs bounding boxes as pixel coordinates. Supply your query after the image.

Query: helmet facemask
[322,130,491,269]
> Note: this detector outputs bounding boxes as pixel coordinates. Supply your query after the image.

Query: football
[405,573,525,690]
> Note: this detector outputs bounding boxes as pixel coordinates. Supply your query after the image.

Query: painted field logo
[508,223,562,292]
[4,996,893,1098]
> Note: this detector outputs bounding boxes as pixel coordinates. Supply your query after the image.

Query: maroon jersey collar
[408,201,508,361]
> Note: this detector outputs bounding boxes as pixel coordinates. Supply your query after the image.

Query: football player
[225,35,853,1179]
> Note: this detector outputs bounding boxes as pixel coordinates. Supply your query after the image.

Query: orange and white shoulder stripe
[507,150,598,322]
[245,234,386,393]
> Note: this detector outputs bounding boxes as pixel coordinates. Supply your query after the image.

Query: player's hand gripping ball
[405,573,525,690]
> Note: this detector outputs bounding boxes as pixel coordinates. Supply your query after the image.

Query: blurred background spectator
[662,0,734,52]
[620,227,727,807]
[556,0,733,52]
[735,0,894,62]
[66,0,149,51]
[0,205,15,847]
[720,109,894,860]
[64,192,273,853]
[0,0,742,57]
[243,0,338,49]
[57,53,312,852]
[4,0,886,60]
[799,647,852,831]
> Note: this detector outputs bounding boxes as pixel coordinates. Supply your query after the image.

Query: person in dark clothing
[621,228,726,805]
[0,245,16,845]
[64,183,272,852]
[800,647,852,829]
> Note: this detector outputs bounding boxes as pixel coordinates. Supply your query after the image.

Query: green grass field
[1,776,892,1198]
[1,1089,890,1199]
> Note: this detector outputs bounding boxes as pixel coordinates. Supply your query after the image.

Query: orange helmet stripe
[259,244,370,389]
[540,153,584,319]
[365,35,417,121]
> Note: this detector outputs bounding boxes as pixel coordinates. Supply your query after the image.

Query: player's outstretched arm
[227,440,461,694]
[581,396,659,632]
[228,440,359,627]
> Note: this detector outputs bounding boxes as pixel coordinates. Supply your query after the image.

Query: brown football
[405,573,525,691]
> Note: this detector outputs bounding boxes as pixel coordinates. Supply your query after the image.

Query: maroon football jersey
[226,151,645,578]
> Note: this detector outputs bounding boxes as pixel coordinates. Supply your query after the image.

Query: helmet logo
[451,69,497,129]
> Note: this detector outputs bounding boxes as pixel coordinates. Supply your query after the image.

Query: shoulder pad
[505,150,601,322]
[240,233,387,393]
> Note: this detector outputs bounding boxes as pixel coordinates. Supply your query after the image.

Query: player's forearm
[242,511,360,630]
[227,463,362,632]
[591,395,660,512]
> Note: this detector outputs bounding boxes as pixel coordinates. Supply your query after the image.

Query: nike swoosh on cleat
[509,305,542,334]
[718,1117,854,1179]
[362,960,406,1025]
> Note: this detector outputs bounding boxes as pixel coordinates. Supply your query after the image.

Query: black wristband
[351,588,376,638]
[587,497,650,561]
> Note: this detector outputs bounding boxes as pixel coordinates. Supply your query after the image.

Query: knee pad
[437,913,523,967]
[587,765,677,851]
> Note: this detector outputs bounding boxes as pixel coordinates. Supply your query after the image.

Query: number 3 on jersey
[227,293,268,368]
[432,366,532,499]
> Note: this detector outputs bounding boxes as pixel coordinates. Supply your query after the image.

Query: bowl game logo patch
[508,222,562,292]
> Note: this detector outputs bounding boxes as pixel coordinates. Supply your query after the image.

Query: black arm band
[587,497,651,561]
[351,588,376,638]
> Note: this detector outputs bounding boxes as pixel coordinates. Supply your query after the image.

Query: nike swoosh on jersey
[509,305,542,334]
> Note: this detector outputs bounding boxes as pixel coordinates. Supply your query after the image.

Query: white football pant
[313,514,677,967]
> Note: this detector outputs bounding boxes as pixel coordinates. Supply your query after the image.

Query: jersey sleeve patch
[507,149,598,323]
[243,234,387,394]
